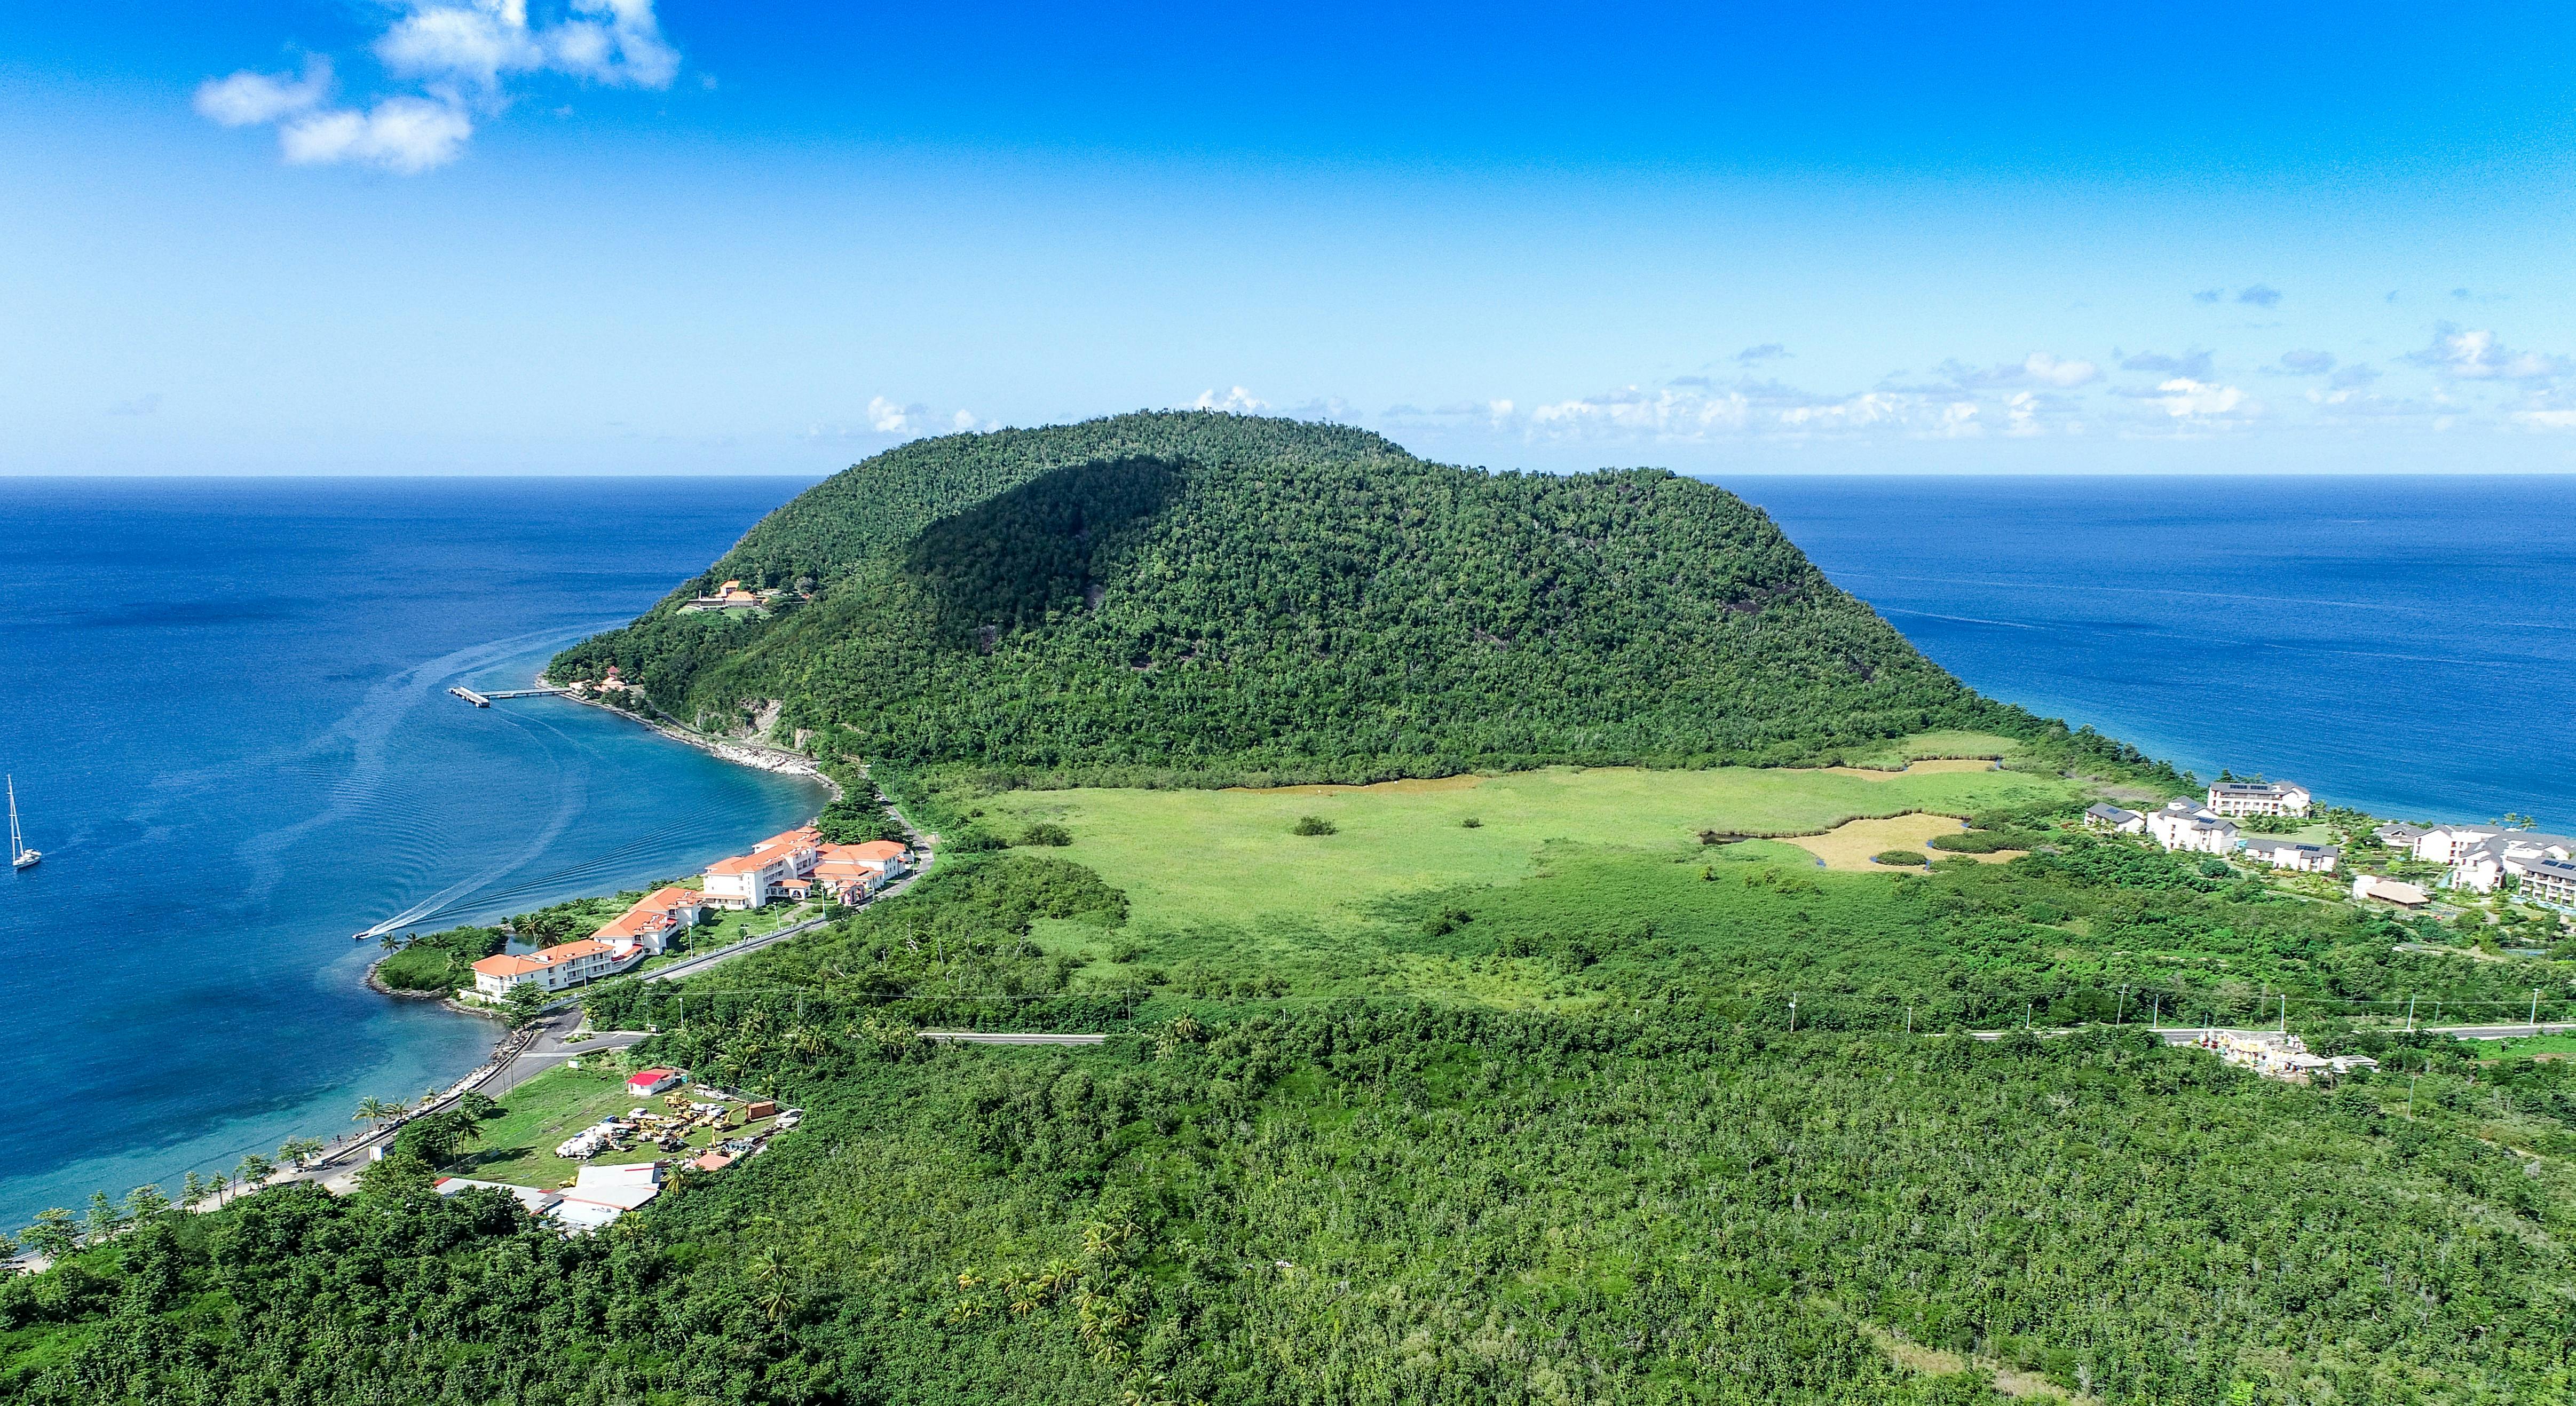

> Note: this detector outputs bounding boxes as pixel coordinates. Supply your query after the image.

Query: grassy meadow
[970,741,2081,935]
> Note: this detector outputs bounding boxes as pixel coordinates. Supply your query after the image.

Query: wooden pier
[448,686,567,707]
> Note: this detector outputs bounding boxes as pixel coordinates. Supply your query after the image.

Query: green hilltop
[552,411,2167,785]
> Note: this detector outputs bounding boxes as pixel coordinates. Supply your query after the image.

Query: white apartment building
[2145,800,2239,856]
[2206,780,2313,818]
[2450,832,2575,895]
[2239,836,2340,873]
[2525,857,2576,911]
[702,827,823,910]
[471,938,630,1001]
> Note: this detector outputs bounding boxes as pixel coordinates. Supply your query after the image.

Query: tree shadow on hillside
[903,456,1180,648]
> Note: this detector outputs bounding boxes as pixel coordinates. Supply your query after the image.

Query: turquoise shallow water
[0,478,826,1226]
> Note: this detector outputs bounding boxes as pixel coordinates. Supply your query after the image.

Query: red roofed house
[470,938,631,1002]
[627,1068,682,1096]
[701,827,823,910]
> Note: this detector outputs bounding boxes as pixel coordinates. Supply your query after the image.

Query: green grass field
[975,746,2080,937]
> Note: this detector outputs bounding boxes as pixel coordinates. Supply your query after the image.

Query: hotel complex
[467,827,914,1004]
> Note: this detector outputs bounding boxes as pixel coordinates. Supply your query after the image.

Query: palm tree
[234,1154,274,1192]
[353,1096,402,1129]
[275,1138,325,1170]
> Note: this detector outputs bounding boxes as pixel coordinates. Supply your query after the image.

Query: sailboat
[7,775,36,870]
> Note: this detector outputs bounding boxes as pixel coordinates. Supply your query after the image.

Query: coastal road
[923,1031,1108,1046]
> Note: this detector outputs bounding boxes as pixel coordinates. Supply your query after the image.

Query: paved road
[923,1031,1108,1045]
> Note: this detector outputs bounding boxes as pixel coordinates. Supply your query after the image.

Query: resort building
[2412,825,2503,865]
[2524,858,2576,912]
[2352,874,2431,908]
[2239,836,2340,873]
[2206,780,2312,818]
[590,886,705,958]
[469,938,632,1002]
[2084,803,2146,834]
[2145,800,2238,856]
[2374,822,2430,851]
[702,827,823,909]
[810,839,911,904]
[2449,832,2576,895]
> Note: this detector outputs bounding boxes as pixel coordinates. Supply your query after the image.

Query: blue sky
[5,2,2574,474]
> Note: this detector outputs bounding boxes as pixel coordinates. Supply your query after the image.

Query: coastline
[535,674,843,803]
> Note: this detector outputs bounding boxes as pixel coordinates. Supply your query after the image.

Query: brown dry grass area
[1789,813,2024,871]
[1224,773,1488,797]
[1866,1328,2095,1403]
[1823,757,2000,780]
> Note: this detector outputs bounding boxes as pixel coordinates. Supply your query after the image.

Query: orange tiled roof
[843,840,907,863]
[470,939,612,979]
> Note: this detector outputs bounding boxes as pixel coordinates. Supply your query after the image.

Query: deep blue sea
[0,478,827,1227]
[3,473,2570,1228]
[1733,476,2576,827]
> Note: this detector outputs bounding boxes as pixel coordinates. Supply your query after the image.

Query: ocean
[0,478,828,1227]
[1733,475,2576,826]
[4,471,2569,1228]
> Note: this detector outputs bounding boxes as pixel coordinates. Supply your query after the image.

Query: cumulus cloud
[2021,352,2099,388]
[2235,284,2283,307]
[194,57,335,126]
[197,1,678,172]
[2404,324,2569,382]
[868,397,925,433]
[280,97,475,173]
[2515,410,2576,431]
[2148,378,2256,420]
[377,0,679,91]
[1192,386,1267,413]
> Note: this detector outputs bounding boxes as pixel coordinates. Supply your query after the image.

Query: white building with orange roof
[811,839,911,904]
[590,886,707,958]
[701,826,823,910]
[470,938,634,1002]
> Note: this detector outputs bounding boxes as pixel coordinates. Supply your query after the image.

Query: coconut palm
[353,1096,402,1128]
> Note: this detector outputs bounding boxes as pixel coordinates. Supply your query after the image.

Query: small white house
[2145,800,2238,856]
[2206,780,2312,818]
[2240,836,2340,873]
[2084,803,2146,834]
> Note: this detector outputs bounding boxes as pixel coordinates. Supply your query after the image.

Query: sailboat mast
[6,776,18,857]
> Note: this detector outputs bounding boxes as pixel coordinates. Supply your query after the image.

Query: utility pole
[2533,988,2542,1033]
[2116,984,2129,1025]
[2280,994,2288,1036]
[1905,1001,1913,1036]
[2024,1000,2032,1031]
[1788,993,1798,1034]
[2405,994,2415,1033]
[2150,996,2159,1031]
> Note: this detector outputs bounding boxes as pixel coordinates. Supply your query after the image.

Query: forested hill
[553,412,2153,782]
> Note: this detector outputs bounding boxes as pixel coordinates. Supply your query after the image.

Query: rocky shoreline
[538,676,842,802]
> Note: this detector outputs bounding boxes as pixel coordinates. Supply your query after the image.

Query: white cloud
[280,97,474,173]
[2406,325,2569,382]
[952,410,977,431]
[194,57,334,127]
[1192,386,1267,413]
[199,0,677,173]
[2514,410,2576,431]
[378,0,679,91]
[2151,378,2255,419]
[868,397,924,434]
[2021,352,2099,388]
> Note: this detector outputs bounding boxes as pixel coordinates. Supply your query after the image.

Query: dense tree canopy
[551,413,2176,785]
